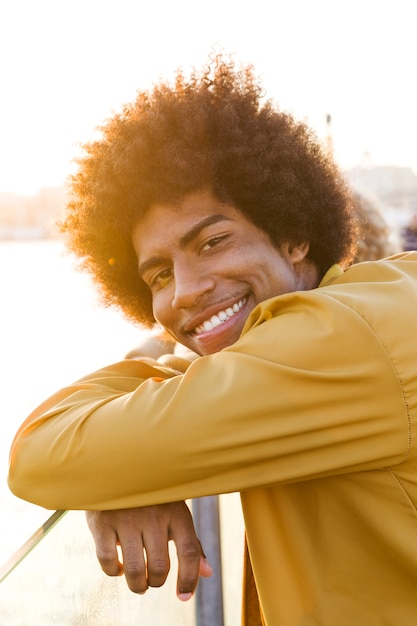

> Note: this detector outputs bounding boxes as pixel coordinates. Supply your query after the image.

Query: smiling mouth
[193,298,247,335]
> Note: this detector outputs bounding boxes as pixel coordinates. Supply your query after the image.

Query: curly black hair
[59,53,358,328]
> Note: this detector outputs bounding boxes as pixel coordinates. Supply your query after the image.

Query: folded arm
[8,300,407,511]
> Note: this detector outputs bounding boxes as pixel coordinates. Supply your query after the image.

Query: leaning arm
[8,298,409,510]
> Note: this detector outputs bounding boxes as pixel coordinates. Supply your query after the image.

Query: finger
[142,527,171,588]
[118,534,148,594]
[199,555,213,578]
[175,536,204,601]
[85,512,123,577]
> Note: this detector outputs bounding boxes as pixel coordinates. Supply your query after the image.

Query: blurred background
[1,0,416,239]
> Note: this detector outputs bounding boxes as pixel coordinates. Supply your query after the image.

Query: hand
[85,501,212,600]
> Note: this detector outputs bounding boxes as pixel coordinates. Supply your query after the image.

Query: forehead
[131,189,248,258]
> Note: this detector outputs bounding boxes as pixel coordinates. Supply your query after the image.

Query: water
[0,239,244,624]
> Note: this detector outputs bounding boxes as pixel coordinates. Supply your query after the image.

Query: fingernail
[178,592,193,602]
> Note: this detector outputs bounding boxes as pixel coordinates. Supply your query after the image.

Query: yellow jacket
[8,252,417,625]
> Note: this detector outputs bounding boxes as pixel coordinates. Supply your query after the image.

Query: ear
[284,241,310,265]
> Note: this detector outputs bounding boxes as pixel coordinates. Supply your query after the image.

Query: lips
[193,298,246,335]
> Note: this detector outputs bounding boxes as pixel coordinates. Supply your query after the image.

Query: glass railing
[0,494,244,625]
[0,241,244,624]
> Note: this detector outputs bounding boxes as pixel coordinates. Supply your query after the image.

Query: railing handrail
[0,509,67,583]
[1,497,226,625]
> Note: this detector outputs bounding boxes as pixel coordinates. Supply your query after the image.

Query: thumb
[199,556,213,578]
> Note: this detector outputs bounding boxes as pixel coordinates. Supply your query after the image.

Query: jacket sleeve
[8,293,410,511]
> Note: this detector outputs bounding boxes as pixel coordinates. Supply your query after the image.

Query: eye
[200,234,228,252]
[149,267,173,290]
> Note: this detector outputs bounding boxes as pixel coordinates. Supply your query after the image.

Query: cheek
[151,292,172,328]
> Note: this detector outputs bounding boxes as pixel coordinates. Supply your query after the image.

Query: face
[132,189,315,356]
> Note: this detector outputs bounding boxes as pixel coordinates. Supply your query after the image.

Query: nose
[172,262,215,310]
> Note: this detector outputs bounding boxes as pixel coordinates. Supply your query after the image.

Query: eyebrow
[138,213,232,277]
[179,214,232,247]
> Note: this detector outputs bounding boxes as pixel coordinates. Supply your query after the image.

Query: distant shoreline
[0,227,53,241]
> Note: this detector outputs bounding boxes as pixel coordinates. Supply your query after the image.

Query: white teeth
[211,315,222,328]
[194,299,245,335]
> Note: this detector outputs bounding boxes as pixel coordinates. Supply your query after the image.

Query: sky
[0,0,416,195]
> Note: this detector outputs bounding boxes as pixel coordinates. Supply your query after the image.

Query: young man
[8,56,417,625]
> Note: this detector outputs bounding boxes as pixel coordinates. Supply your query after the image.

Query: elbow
[8,443,60,510]
[8,464,50,509]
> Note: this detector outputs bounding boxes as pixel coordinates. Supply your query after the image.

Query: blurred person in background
[352,192,399,262]
[400,213,417,252]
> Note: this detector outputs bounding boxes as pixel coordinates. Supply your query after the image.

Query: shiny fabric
[9,252,417,625]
